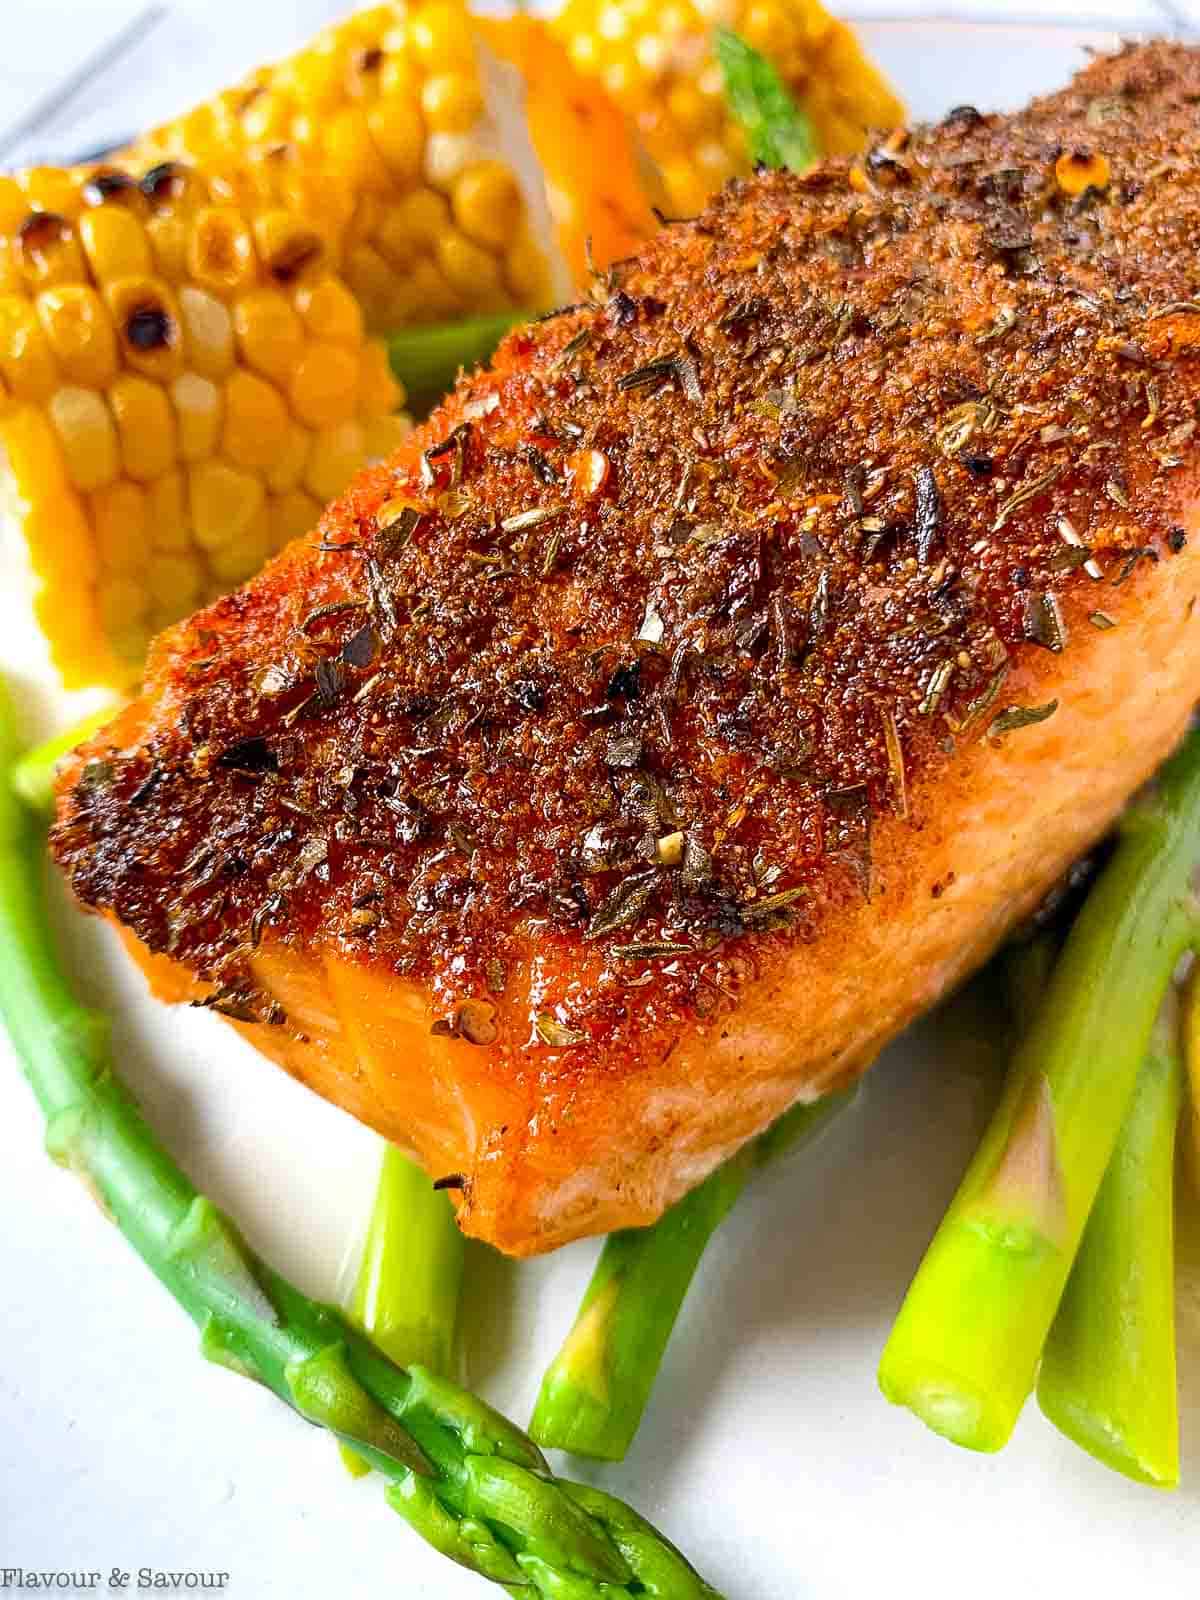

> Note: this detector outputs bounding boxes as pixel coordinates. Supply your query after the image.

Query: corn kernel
[222,369,289,468]
[389,187,452,251]
[105,276,184,381]
[410,3,479,73]
[188,206,258,297]
[0,177,28,235]
[269,488,322,551]
[364,412,411,460]
[365,97,425,185]
[425,131,486,191]
[505,232,550,304]
[293,275,363,345]
[15,211,87,288]
[145,213,190,281]
[92,480,148,574]
[98,574,150,631]
[78,206,151,281]
[453,162,523,252]
[49,386,120,491]
[36,286,118,387]
[422,73,484,133]
[18,167,82,218]
[304,418,365,502]
[289,341,359,428]
[264,420,312,492]
[0,295,61,401]
[343,243,397,324]
[233,287,304,382]
[189,460,265,550]
[325,106,393,193]
[171,372,223,462]
[252,210,326,287]
[207,502,273,583]
[148,468,190,551]
[437,228,501,298]
[358,339,402,419]
[148,550,203,612]
[178,286,234,377]
[109,373,176,480]
[403,256,460,320]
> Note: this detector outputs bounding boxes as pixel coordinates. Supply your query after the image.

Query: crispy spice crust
[53,43,1200,1062]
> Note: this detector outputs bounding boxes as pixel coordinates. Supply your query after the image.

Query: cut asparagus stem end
[348,1142,465,1379]
[879,729,1200,1451]
[1037,991,1184,1488]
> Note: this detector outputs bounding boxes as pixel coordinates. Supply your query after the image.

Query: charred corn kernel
[0,296,60,402]
[1055,148,1111,196]
[148,550,203,612]
[422,73,484,134]
[105,276,184,381]
[92,481,148,574]
[207,502,273,584]
[305,419,365,502]
[251,210,326,287]
[233,287,304,382]
[171,373,223,462]
[15,212,88,289]
[264,420,312,493]
[269,488,322,550]
[109,373,176,480]
[19,167,82,218]
[365,412,411,461]
[551,0,903,217]
[294,275,362,345]
[48,386,119,491]
[188,206,258,296]
[222,369,290,468]
[98,574,150,632]
[189,459,265,549]
[452,162,521,250]
[36,285,118,387]
[77,207,151,281]
[357,338,403,418]
[177,286,234,377]
[289,341,359,428]
[148,468,189,551]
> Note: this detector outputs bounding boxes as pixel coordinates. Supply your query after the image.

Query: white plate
[2,17,1199,1600]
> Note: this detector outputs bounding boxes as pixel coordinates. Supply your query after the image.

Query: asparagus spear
[0,680,722,1599]
[531,1091,852,1459]
[714,28,818,175]
[879,729,1200,1452]
[349,1142,465,1377]
[1036,992,1183,1487]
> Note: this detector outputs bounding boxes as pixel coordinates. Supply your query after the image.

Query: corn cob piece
[126,3,655,331]
[0,157,410,687]
[552,0,904,216]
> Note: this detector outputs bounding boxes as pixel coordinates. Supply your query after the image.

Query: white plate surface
[2,16,1200,1600]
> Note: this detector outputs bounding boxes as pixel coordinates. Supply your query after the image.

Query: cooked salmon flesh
[52,42,1200,1254]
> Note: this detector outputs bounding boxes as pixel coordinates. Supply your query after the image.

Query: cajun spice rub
[52,43,1200,1252]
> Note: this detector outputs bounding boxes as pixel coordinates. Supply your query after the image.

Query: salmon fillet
[52,42,1200,1254]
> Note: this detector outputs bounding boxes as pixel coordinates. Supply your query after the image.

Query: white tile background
[0,0,1193,169]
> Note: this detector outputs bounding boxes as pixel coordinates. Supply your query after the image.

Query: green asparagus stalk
[531,1090,852,1460]
[879,729,1200,1452]
[1036,993,1183,1487]
[12,704,116,816]
[349,1142,465,1377]
[0,680,722,1599]
[387,312,528,418]
[714,28,818,175]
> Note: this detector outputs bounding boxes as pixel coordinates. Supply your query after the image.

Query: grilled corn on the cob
[553,0,903,215]
[0,159,409,687]
[127,3,655,331]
